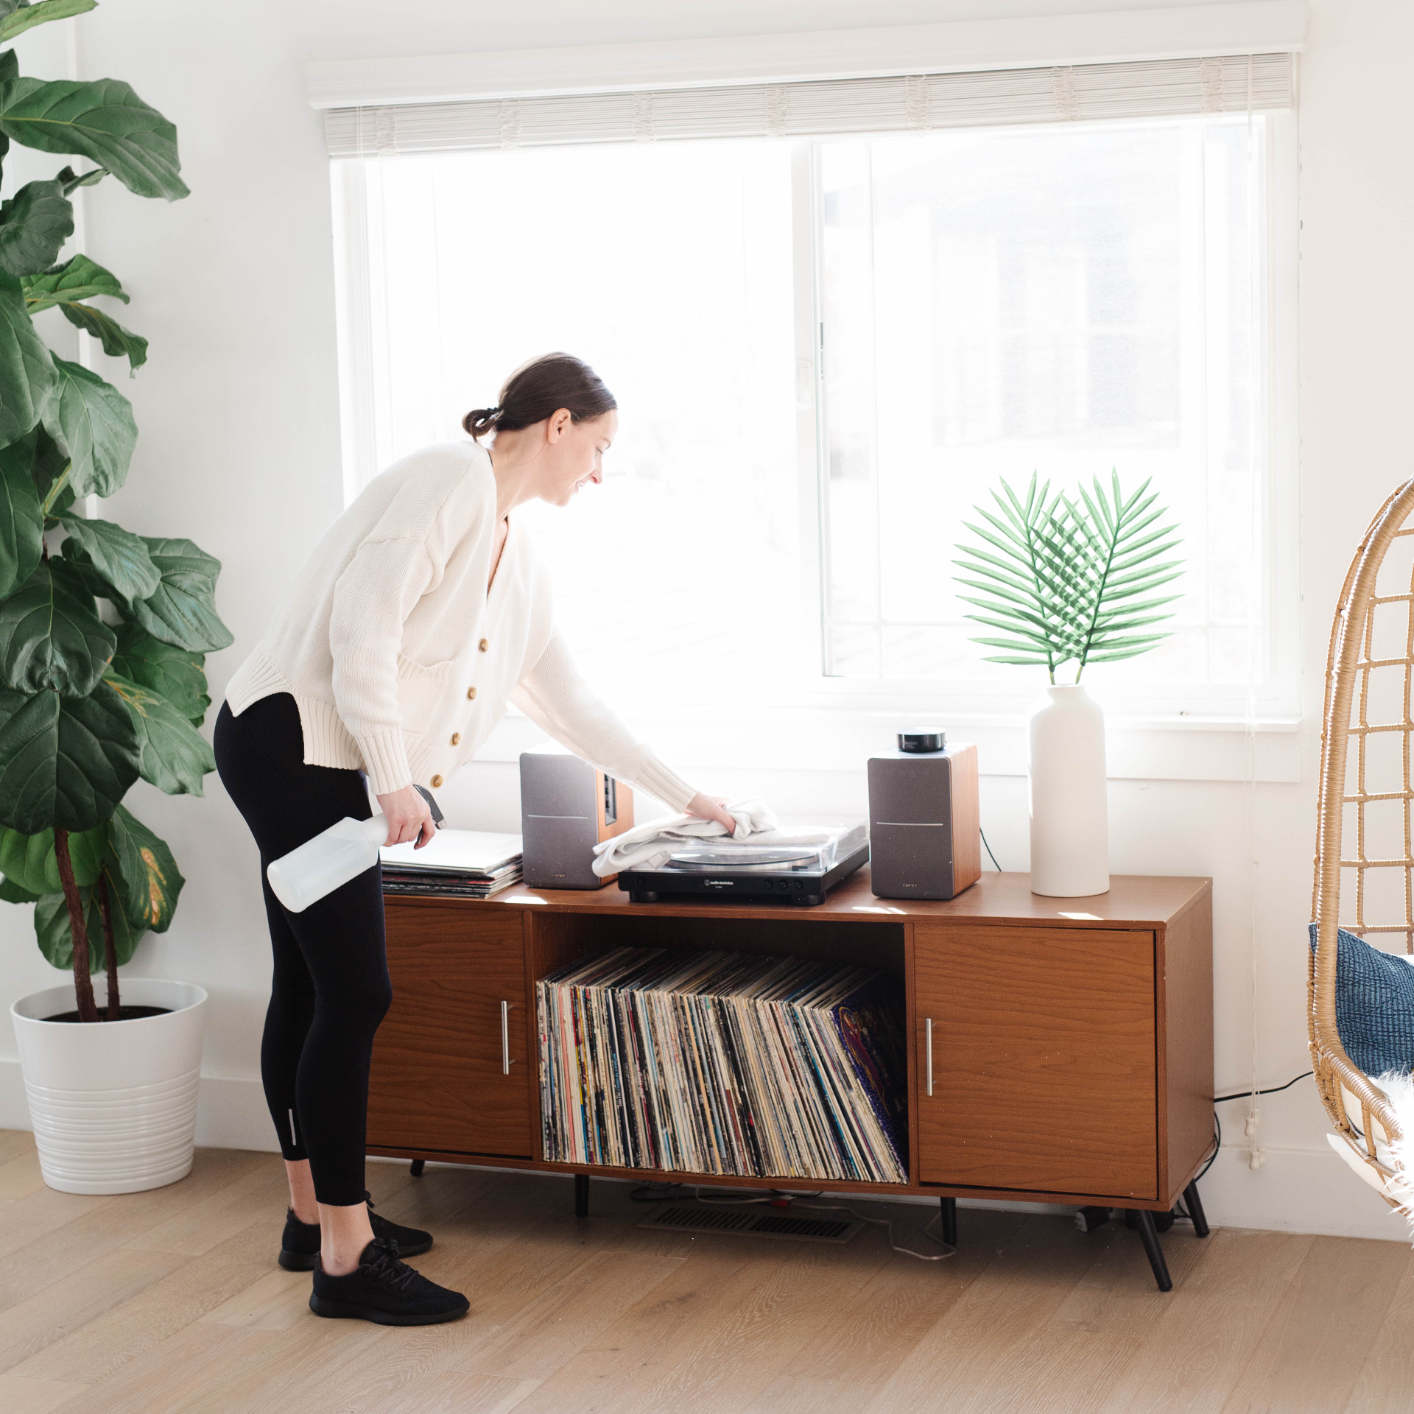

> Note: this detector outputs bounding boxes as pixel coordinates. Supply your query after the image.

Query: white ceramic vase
[11,979,208,1194]
[1028,683,1110,897]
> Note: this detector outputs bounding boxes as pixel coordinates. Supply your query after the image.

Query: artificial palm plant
[954,472,1183,682]
[0,0,230,1022]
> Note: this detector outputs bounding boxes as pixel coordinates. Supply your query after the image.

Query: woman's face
[540,409,617,507]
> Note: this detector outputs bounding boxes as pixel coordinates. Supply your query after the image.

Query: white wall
[0,0,1409,1240]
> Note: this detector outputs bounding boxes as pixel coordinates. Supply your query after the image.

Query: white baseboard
[193,1075,283,1153]
[0,1060,1400,1240]
[1194,1143,1409,1242]
[0,1060,280,1155]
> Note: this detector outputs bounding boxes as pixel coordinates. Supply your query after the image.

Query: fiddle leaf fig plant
[954,471,1184,683]
[0,1,228,1023]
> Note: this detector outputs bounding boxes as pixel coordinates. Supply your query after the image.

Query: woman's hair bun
[464,353,616,442]
[462,406,501,439]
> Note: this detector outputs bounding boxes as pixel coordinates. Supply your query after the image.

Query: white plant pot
[11,979,208,1194]
[1028,683,1110,897]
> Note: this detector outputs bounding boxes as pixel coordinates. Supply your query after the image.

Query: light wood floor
[1,1129,1412,1414]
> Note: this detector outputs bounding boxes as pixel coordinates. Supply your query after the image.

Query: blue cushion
[1309,924,1414,1076]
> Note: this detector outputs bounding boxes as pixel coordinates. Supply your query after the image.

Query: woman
[215,353,733,1326]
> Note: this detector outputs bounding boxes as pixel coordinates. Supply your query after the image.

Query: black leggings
[213,693,392,1207]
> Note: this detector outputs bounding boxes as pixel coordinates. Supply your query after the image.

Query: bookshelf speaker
[867,734,981,900]
[519,751,634,889]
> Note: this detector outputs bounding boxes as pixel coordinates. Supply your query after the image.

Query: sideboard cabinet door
[368,902,531,1159]
[914,923,1158,1200]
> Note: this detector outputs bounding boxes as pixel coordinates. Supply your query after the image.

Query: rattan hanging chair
[1313,479,1414,1206]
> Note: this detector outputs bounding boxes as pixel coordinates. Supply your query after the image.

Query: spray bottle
[266,785,443,913]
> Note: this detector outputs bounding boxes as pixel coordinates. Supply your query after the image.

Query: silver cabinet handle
[926,1017,934,1098]
[501,1000,514,1075]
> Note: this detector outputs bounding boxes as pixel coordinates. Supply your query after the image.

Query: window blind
[324,51,1294,157]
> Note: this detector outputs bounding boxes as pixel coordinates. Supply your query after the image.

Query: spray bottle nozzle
[413,784,445,826]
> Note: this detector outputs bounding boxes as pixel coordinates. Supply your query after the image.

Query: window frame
[329,108,1302,784]
[788,110,1301,727]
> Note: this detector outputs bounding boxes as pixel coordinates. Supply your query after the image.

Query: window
[333,104,1296,723]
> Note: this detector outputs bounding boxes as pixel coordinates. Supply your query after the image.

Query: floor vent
[637,1203,864,1244]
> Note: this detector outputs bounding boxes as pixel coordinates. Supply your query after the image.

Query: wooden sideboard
[367,869,1213,1289]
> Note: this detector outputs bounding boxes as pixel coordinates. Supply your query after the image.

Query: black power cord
[1193,1110,1221,1185]
[979,827,1002,872]
[1213,1071,1312,1104]
[1182,1072,1312,1196]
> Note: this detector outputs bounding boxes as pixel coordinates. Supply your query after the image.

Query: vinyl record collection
[537,946,908,1183]
[380,863,521,899]
[380,830,523,899]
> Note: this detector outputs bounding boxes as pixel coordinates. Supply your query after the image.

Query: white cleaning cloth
[592,798,838,876]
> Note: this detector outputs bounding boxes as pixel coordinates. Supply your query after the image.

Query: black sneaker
[365,1190,433,1257]
[278,1209,321,1271]
[309,1239,469,1325]
[278,1191,434,1270]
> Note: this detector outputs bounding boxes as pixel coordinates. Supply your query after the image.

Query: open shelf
[526,921,910,1187]
[528,909,905,983]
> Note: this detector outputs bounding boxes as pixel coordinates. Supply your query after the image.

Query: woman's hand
[685,792,738,836]
[377,785,436,848]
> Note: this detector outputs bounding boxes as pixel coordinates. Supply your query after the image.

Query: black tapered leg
[940,1196,958,1247]
[1133,1209,1173,1292]
[1184,1180,1210,1238]
[574,1172,589,1217]
[409,1159,425,1177]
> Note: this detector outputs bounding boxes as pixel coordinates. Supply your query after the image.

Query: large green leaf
[0,820,105,892]
[104,669,213,796]
[0,429,43,596]
[0,873,39,902]
[105,803,182,932]
[0,557,114,695]
[0,1,97,45]
[0,680,141,832]
[45,354,136,497]
[57,513,159,600]
[33,888,79,966]
[34,878,140,970]
[23,252,145,371]
[23,252,126,313]
[0,76,188,202]
[108,621,208,725]
[0,271,54,444]
[108,536,232,652]
[59,301,147,371]
[0,177,72,278]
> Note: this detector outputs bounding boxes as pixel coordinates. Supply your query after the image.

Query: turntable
[621,825,869,906]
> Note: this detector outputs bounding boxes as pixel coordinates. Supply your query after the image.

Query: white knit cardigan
[224,441,697,809]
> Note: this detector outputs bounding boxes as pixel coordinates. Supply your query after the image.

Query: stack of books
[379,830,523,899]
[537,947,907,1184]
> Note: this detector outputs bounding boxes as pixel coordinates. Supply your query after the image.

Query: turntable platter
[666,847,820,874]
